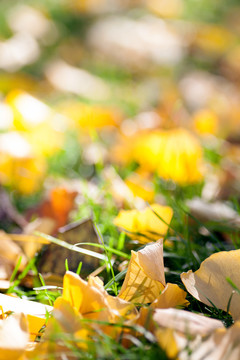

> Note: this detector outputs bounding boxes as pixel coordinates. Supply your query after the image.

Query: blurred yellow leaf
[146,0,183,18]
[0,132,46,194]
[188,321,240,360]
[114,204,173,243]
[193,109,219,136]
[155,328,179,359]
[26,314,45,342]
[59,101,119,131]
[113,128,204,184]
[0,293,52,318]
[6,90,65,156]
[194,25,235,56]
[125,173,155,203]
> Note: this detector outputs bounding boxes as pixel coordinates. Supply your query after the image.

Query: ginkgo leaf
[138,283,188,334]
[60,271,137,323]
[155,328,179,359]
[181,249,240,320]
[62,271,111,321]
[113,128,204,184]
[118,241,165,303]
[151,283,189,309]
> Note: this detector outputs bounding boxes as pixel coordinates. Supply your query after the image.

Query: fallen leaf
[151,283,189,309]
[39,187,77,229]
[181,249,240,320]
[118,241,165,303]
[114,204,173,244]
[153,308,224,336]
[189,321,240,360]
[60,271,137,323]
[186,197,240,225]
[38,218,101,277]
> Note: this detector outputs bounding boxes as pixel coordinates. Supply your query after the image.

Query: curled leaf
[118,241,165,303]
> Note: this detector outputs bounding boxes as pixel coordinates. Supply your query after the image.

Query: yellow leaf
[125,173,154,203]
[151,283,189,309]
[27,314,45,342]
[114,204,173,243]
[192,109,219,136]
[118,241,165,303]
[0,132,46,194]
[113,128,204,184]
[155,328,179,359]
[181,249,240,320]
[61,271,137,323]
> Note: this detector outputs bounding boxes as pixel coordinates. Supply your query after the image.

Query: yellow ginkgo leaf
[181,249,240,320]
[118,241,165,304]
[52,271,138,346]
[155,328,179,359]
[151,283,189,310]
[61,271,137,323]
[62,272,110,321]
[114,204,173,243]
[137,283,188,334]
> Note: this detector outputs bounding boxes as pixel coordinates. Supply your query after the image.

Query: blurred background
[1,0,240,229]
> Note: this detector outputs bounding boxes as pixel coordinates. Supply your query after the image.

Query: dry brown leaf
[38,218,101,277]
